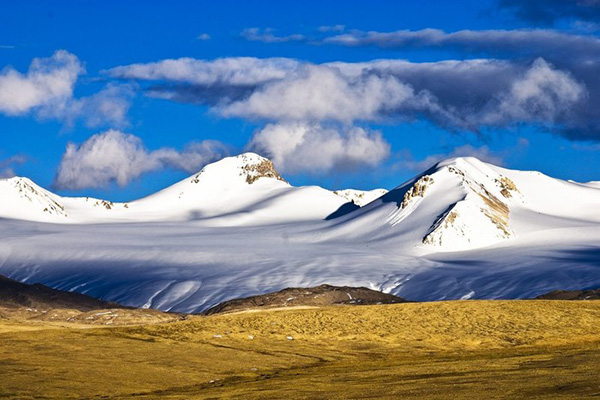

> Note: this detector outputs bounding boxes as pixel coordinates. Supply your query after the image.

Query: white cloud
[317,25,345,33]
[0,155,27,179]
[247,122,390,173]
[240,28,305,43]
[0,50,83,116]
[54,130,228,189]
[196,33,211,41]
[106,56,300,86]
[0,50,133,127]
[109,56,586,131]
[219,65,431,123]
[152,140,230,172]
[105,55,594,173]
[478,58,586,126]
[51,82,135,128]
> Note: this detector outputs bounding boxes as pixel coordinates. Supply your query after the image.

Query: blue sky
[1,0,599,201]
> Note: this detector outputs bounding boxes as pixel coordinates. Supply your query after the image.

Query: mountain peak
[0,175,68,220]
[2,176,34,184]
[433,156,497,174]
[190,152,286,186]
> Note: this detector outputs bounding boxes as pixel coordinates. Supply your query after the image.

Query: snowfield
[0,153,599,312]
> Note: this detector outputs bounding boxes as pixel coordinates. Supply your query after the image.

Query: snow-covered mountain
[326,157,600,251]
[0,153,348,225]
[0,153,599,312]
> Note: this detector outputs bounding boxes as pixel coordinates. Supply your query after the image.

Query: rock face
[536,288,600,300]
[401,175,434,209]
[202,284,407,315]
[240,156,286,184]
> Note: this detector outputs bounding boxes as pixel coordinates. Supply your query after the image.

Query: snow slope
[333,189,388,206]
[0,154,599,312]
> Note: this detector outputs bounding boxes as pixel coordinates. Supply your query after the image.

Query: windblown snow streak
[0,154,599,312]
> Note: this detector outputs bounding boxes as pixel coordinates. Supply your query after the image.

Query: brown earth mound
[0,274,121,311]
[202,284,407,315]
[0,274,182,325]
[536,288,600,300]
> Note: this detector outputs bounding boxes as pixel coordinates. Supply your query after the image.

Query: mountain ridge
[0,153,390,225]
[1,153,599,312]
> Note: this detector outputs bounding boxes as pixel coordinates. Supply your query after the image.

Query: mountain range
[0,153,599,312]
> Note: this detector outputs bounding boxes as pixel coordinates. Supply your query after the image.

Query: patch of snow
[460,291,475,300]
[333,189,388,207]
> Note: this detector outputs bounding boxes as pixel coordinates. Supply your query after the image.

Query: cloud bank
[104,53,595,174]
[108,56,588,135]
[54,130,229,189]
[102,30,599,176]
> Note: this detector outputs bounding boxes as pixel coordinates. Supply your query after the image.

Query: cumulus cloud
[219,64,435,123]
[54,130,228,189]
[247,122,390,173]
[42,82,135,128]
[73,83,135,128]
[0,155,27,179]
[0,50,133,127]
[478,58,586,127]
[0,50,82,116]
[240,28,305,43]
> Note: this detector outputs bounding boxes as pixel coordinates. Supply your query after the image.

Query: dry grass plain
[1,300,599,399]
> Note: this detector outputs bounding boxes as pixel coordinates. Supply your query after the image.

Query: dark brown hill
[0,274,122,311]
[203,284,407,315]
[536,288,600,300]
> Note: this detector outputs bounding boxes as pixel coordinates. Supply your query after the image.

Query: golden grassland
[1,300,600,399]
